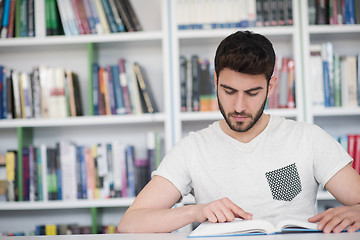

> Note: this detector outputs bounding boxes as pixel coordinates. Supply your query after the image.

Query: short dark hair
[214,31,276,82]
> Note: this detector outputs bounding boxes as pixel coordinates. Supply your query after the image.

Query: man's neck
[219,113,270,143]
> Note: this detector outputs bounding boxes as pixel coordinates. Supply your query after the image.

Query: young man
[118,31,360,234]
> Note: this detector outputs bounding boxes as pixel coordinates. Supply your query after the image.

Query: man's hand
[193,197,253,223]
[308,205,360,233]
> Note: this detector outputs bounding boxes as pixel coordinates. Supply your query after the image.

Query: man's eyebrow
[220,84,263,92]
[245,86,263,92]
[220,84,237,91]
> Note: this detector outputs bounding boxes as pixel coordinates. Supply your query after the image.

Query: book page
[275,219,319,233]
[188,219,276,237]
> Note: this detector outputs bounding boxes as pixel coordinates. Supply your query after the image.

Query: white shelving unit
[300,1,360,137]
[0,0,171,234]
[169,0,304,142]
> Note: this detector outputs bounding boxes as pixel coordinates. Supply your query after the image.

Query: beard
[218,94,267,133]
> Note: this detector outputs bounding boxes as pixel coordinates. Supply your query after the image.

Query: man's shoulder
[269,115,323,135]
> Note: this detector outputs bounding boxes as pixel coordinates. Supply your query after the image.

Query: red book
[71,0,85,34]
[348,135,357,171]
[353,135,360,174]
[75,0,91,34]
[6,0,16,38]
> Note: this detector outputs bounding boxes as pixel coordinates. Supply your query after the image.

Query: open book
[188,218,320,237]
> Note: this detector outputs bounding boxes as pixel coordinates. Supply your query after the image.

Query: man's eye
[247,92,259,96]
[225,90,235,95]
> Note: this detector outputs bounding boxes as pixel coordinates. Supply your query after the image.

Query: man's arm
[308,164,360,233]
[117,175,252,233]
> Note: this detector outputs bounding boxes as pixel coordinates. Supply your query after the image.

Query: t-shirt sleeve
[152,136,193,198]
[311,125,353,188]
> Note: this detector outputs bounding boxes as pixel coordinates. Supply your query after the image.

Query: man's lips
[231,115,249,121]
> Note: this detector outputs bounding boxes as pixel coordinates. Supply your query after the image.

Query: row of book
[93,60,158,116]
[51,0,142,36]
[337,134,360,174]
[0,132,162,202]
[2,223,117,236]
[267,56,296,109]
[0,0,35,39]
[309,0,360,25]
[0,65,83,120]
[177,0,293,30]
[310,43,360,108]
[179,55,217,112]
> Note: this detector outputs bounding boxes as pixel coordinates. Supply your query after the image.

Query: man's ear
[267,76,277,98]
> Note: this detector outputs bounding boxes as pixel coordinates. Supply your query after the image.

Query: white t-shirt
[153,115,352,224]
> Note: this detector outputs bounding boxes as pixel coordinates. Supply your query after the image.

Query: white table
[1,232,360,240]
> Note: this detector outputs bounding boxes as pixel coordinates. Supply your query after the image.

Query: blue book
[0,65,3,119]
[36,147,43,201]
[2,66,7,119]
[75,146,82,199]
[92,63,99,115]
[80,146,87,199]
[82,0,96,34]
[106,66,116,115]
[111,65,125,115]
[345,0,355,24]
[1,0,10,28]
[126,145,135,197]
[55,143,62,200]
[322,61,331,107]
[101,0,118,32]
[88,0,101,33]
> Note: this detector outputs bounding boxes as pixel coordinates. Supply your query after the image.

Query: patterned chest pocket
[265,163,302,201]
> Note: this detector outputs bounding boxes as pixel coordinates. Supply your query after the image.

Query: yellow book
[93,0,111,34]
[45,224,57,235]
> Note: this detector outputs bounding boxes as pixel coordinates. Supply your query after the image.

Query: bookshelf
[0,0,171,235]
[300,1,360,136]
[0,0,358,235]
[169,0,304,142]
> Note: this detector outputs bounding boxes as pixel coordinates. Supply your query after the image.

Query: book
[93,0,110,34]
[114,0,134,31]
[6,0,15,38]
[188,218,320,237]
[101,0,118,32]
[126,61,142,114]
[118,58,132,114]
[341,56,358,107]
[120,0,142,31]
[5,150,16,201]
[133,62,158,113]
[82,0,97,34]
[27,0,35,37]
[110,64,126,115]
[108,0,125,32]
[179,55,187,112]
[0,0,10,38]
[191,55,201,112]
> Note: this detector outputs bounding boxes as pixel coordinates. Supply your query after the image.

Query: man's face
[216,68,269,133]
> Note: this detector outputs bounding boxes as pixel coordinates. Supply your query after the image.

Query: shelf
[0,190,335,211]
[308,24,360,34]
[0,113,166,128]
[179,109,298,122]
[0,31,163,47]
[177,26,295,39]
[311,107,360,117]
[0,198,135,210]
